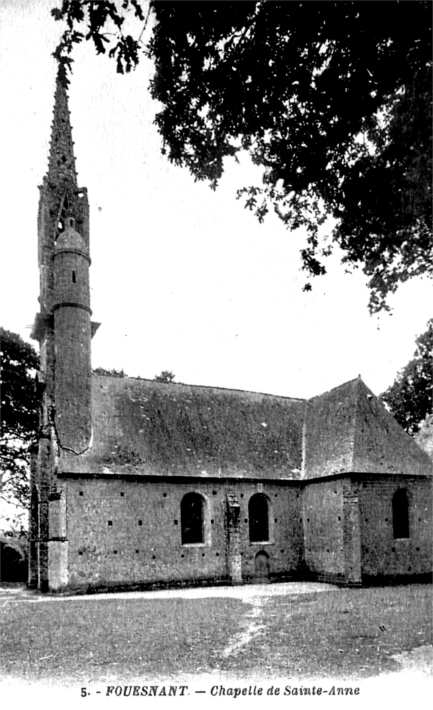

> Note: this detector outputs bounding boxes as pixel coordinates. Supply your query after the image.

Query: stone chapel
[29,71,432,592]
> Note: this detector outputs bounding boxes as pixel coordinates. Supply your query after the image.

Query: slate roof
[303,378,358,478]
[54,222,88,255]
[303,378,432,478]
[59,375,305,479]
[58,375,432,479]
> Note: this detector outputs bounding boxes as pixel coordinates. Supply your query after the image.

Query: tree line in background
[0,327,176,530]
[51,0,432,313]
[1,324,431,532]
[380,318,433,436]
[0,329,38,531]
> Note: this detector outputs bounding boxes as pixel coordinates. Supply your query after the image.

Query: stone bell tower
[29,66,98,590]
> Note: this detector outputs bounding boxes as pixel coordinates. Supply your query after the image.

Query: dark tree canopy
[154,370,175,383]
[52,1,432,312]
[381,319,433,436]
[0,329,39,523]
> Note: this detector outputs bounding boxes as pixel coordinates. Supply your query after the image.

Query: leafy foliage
[0,329,39,523]
[52,0,149,74]
[381,319,433,435]
[0,533,28,582]
[52,1,432,312]
[154,370,175,383]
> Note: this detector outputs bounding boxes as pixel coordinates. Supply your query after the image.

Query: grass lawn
[0,584,431,683]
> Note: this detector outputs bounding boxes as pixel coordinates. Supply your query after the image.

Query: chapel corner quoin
[29,71,433,594]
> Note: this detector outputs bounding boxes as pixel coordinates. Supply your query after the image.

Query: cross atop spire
[47,66,77,187]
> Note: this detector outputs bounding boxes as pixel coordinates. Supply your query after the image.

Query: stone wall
[62,476,304,591]
[39,472,432,592]
[357,475,432,581]
[302,478,346,583]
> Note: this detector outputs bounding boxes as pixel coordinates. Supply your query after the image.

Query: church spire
[32,66,97,456]
[47,65,78,187]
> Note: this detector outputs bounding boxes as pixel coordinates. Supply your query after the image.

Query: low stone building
[29,71,432,592]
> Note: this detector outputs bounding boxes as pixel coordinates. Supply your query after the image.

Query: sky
[1,0,432,401]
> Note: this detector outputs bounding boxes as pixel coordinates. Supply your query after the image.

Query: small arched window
[249,493,270,542]
[392,489,409,539]
[181,492,205,544]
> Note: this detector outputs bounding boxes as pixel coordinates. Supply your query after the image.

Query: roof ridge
[307,376,363,401]
[351,379,433,475]
[352,377,363,471]
[91,372,306,402]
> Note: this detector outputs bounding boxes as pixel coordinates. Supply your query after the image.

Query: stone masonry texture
[29,71,433,593]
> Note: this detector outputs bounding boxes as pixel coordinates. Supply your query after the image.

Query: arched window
[392,489,409,539]
[181,492,205,544]
[249,493,270,542]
